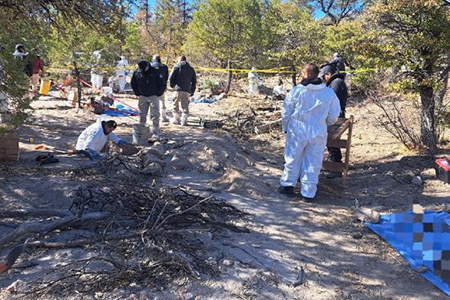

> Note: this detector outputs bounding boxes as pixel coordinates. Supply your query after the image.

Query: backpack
[25,61,33,77]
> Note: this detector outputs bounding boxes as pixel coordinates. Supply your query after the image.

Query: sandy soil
[0,90,449,299]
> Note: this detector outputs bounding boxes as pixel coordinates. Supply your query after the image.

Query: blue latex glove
[80,149,102,161]
[118,139,128,145]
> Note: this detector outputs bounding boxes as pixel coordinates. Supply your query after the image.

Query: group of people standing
[130,55,197,141]
[13,44,45,94]
[77,51,348,203]
[76,55,197,161]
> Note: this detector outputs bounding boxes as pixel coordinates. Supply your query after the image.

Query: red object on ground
[435,158,450,183]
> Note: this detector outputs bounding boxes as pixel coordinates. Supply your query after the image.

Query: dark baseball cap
[319,64,337,78]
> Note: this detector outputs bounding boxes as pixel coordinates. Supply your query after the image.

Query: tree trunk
[435,71,449,142]
[420,86,437,154]
[291,65,297,86]
[73,61,82,109]
[226,59,232,93]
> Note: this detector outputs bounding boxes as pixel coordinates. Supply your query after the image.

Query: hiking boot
[278,186,295,197]
[181,113,189,126]
[148,135,160,144]
[326,171,343,179]
[170,113,180,125]
[301,195,314,203]
[161,109,169,122]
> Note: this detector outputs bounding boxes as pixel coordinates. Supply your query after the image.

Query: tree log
[0,212,111,248]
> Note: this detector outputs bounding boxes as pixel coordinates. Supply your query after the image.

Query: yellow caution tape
[196,67,294,74]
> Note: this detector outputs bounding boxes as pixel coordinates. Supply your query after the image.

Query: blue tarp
[103,104,139,117]
[366,210,450,297]
[193,98,216,104]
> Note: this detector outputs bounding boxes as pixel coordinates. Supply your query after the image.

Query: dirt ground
[0,88,449,299]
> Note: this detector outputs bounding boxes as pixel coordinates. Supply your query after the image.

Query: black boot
[326,172,343,179]
[301,195,314,203]
[278,186,295,197]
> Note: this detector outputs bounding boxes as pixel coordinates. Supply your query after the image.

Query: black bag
[25,61,33,77]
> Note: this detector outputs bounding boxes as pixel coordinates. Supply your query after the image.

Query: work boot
[301,195,314,203]
[170,113,180,125]
[161,109,169,122]
[181,113,189,126]
[326,171,343,179]
[278,186,295,197]
[148,134,160,144]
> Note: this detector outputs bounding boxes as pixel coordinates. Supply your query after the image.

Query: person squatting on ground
[319,63,349,179]
[31,51,45,94]
[131,60,166,140]
[273,79,287,100]
[278,63,341,202]
[75,117,127,161]
[151,55,169,122]
[169,56,196,126]
[115,56,129,93]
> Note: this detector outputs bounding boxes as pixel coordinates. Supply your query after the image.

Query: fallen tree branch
[27,233,141,249]
[0,212,111,248]
[0,209,72,219]
[154,196,213,230]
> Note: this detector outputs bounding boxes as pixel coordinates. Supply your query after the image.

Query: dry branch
[0,212,111,247]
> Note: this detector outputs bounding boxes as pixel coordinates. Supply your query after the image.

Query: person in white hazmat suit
[91,50,103,90]
[75,115,127,161]
[248,67,260,95]
[278,63,340,202]
[115,56,128,93]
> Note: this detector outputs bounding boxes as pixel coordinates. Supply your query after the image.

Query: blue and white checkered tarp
[366,210,450,297]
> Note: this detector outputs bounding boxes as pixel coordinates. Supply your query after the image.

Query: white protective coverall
[280,82,341,198]
[91,50,103,90]
[248,68,260,95]
[115,56,128,92]
[75,115,121,153]
[273,84,287,97]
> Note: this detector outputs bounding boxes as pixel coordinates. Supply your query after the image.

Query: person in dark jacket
[169,56,196,126]
[131,60,166,140]
[330,53,345,72]
[151,55,169,122]
[319,63,348,179]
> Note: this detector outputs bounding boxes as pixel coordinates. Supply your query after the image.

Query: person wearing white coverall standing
[91,50,103,90]
[115,56,128,93]
[248,67,260,96]
[278,63,340,202]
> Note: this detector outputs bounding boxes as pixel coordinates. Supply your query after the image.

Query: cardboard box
[0,131,19,162]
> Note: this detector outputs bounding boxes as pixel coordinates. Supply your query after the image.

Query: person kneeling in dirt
[278,63,340,202]
[319,63,348,179]
[131,60,166,141]
[75,118,127,161]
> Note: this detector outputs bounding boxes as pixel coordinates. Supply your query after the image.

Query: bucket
[39,78,51,95]
[132,124,149,145]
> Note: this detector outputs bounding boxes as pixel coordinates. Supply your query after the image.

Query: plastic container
[39,78,51,95]
[132,124,149,145]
